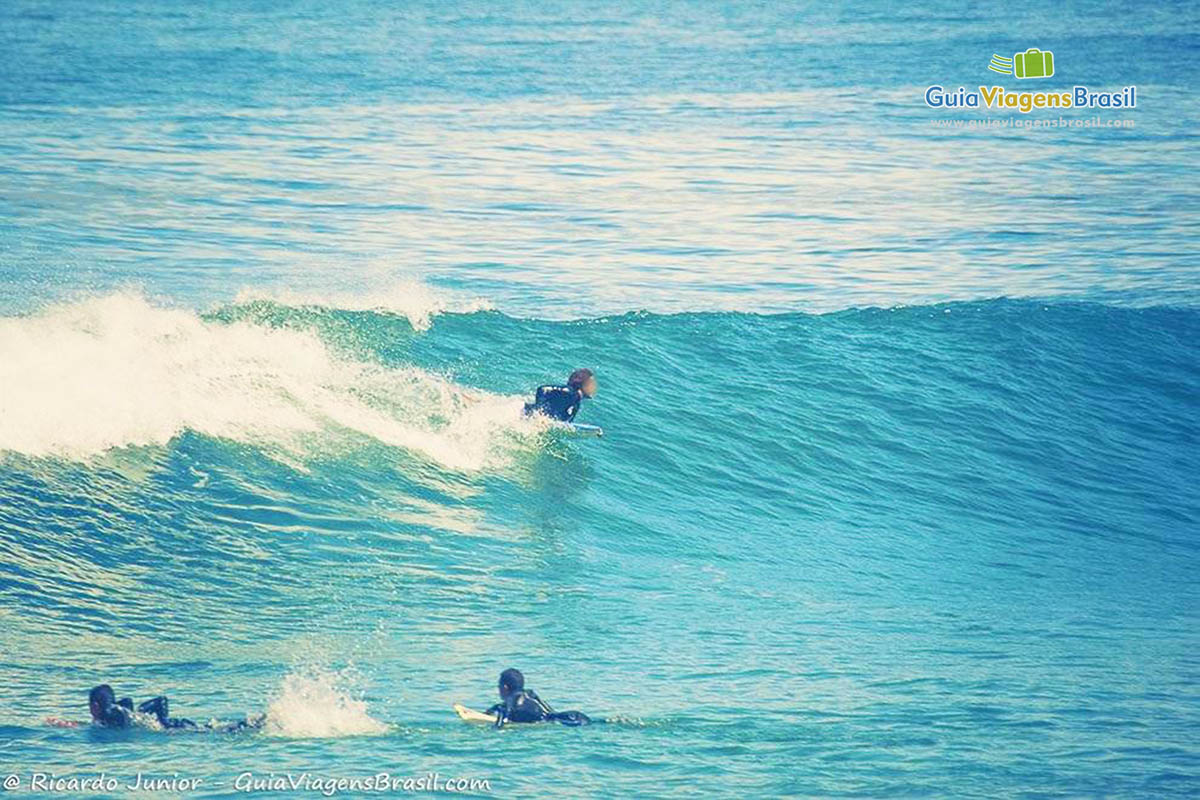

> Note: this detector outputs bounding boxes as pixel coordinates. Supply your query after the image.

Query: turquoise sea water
[2,2,1199,798]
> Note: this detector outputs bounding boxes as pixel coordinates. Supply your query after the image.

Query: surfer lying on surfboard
[523,368,597,423]
[483,668,590,728]
[88,684,198,730]
[43,685,266,732]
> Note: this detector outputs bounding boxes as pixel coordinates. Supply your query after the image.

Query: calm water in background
[1,1,1199,797]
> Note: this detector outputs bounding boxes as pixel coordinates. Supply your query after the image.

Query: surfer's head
[498,668,524,699]
[88,684,115,720]
[568,368,597,398]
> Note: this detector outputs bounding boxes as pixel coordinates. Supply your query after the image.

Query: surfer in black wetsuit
[523,368,597,423]
[485,668,590,728]
[89,684,196,730]
[87,684,264,732]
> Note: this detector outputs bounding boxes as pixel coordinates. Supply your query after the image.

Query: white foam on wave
[233,280,492,331]
[263,667,387,738]
[0,292,530,468]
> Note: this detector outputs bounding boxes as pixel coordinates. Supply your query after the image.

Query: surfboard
[453,703,496,724]
[44,717,81,728]
[563,423,603,438]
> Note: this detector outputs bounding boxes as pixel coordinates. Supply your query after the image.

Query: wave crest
[232,281,492,331]
[0,292,528,469]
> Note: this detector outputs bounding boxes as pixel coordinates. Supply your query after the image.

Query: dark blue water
[1,1,1198,798]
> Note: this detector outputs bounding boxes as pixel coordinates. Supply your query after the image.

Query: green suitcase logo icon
[1013,48,1054,79]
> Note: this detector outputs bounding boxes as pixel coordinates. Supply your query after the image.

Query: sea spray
[263,667,388,738]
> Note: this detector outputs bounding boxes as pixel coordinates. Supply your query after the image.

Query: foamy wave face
[0,293,527,468]
[263,668,387,738]
[233,280,492,332]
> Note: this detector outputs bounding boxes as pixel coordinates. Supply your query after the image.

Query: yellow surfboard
[453,703,495,724]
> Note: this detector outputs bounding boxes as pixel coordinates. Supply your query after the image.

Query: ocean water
[1,1,1198,798]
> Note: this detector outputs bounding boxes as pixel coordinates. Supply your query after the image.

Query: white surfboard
[563,423,603,438]
[453,703,495,724]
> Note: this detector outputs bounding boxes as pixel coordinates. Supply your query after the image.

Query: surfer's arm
[485,703,506,728]
[137,696,175,727]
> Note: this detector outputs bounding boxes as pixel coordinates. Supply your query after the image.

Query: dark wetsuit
[141,696,198,729]
[94,696,135,728]
[524,385,585,423]
[486,689,591,728]
[95,696,196,730]
[94,695,263,732]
